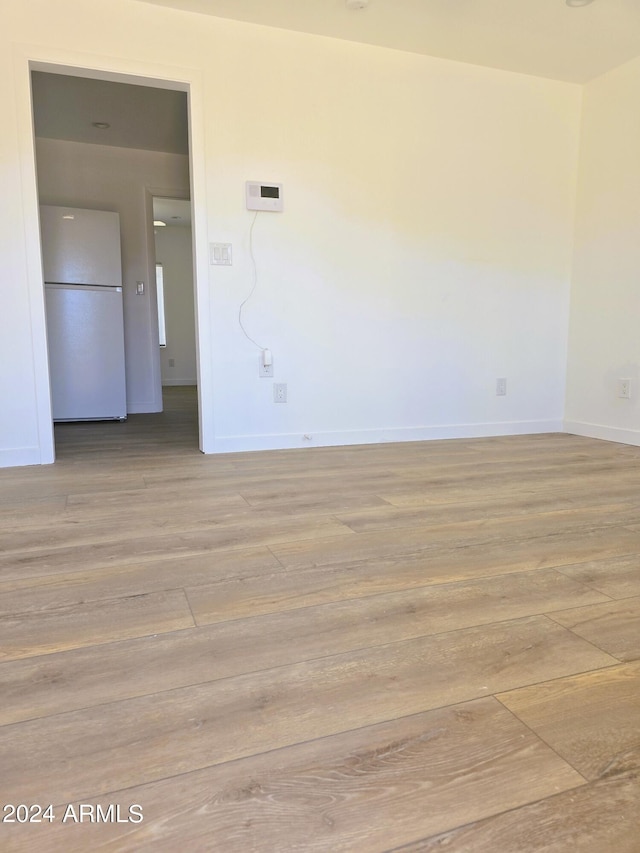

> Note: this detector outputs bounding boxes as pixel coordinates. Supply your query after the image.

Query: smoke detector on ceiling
[346,0,369,9]
[566,0,594,7]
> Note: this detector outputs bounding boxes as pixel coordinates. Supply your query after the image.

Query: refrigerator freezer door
[40,206,122,286]
[45,284,127,421]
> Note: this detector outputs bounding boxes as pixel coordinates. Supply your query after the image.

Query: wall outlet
[496,377,507,396]
[618,378,632,399]
[259,355,274,378]
[273,382,287,403]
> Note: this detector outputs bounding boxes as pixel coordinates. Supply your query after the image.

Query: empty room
[1,0,639,850]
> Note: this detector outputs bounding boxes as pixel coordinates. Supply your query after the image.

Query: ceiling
[135,0,640,84]
[153,198,192,227]
[31,72,189,155]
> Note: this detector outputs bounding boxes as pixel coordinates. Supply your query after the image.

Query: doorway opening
[29,67,201,460]
[152,196,197,395]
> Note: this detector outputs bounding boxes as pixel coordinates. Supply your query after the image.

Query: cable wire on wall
[238,210,267,350]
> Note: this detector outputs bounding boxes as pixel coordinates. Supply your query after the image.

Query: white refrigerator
[41,205,127,421]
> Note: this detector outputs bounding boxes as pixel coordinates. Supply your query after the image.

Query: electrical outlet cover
[618,379,632,399]
[273,382,287,403]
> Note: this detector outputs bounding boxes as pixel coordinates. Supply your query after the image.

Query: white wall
[1,0,582,465]
[565,55,640,445]
[154,225,197,385]
[35,138,190,413]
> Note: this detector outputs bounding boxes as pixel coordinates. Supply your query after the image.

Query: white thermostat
[246,181,283,212]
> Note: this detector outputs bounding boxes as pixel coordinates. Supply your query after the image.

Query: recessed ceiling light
[566,0,594,7]
[153,220,167,227]
[171,215,181,220]
[346,0,369,9]
[92,121,110,129]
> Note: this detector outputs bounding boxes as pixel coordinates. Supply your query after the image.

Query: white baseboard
[0,446,47,468]
[563,420,640,447]
[211,419,563,454]
[162,379,197,387]
[0,419,566,468]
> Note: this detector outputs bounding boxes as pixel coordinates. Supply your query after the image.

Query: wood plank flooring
[1,386,639,851]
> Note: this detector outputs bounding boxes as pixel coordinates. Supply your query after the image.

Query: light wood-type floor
[1,386,639,851]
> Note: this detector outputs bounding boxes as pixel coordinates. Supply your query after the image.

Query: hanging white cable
[238,210,267,351]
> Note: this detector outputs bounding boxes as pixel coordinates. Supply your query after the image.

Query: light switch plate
[210,242,232,265]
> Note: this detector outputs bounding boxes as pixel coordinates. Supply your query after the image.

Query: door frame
[13,44,213,461]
